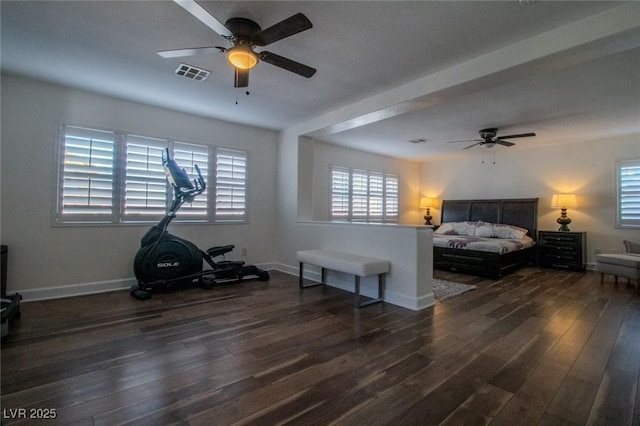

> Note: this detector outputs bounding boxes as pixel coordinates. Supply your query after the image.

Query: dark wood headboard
[440,198,539,240]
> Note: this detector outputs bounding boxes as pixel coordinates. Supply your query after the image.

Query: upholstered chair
[624,240,640,254]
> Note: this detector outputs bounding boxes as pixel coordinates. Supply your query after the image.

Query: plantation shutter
[123,135,167,219]
[351,170,369,220]
[617,159,640,228]
[331,166,350,219]
[173,142,209,218]
[369,172,384,220]
[58,125,116,223]
[329,166,399,223]
[215,148,247,221]
[385,174,399,221]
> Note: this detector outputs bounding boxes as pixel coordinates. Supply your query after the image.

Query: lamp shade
[419,197,435,209]
[227,46,258,70]
[551,193,577,209]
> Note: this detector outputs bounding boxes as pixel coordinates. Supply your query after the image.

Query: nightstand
[538,231,586,271]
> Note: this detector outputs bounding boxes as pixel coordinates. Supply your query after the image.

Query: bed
[433,198,538,279]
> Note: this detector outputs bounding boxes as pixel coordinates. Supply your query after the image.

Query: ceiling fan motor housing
[225,17,262,42]
[479,128,498,139]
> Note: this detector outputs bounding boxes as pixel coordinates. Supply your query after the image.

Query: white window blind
[331,167,350,218]
[330,165,399,223]
[174,142,209,218]
[215,148,247,221]
[58,125,116,222]
[123,135,167,219]
[352,170,369,219]
[369,172,384,219]
[385,174,399,220]
[617,159,640,228]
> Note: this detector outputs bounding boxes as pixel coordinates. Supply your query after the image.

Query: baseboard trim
[15,262,279,302]
[16,278,136,302]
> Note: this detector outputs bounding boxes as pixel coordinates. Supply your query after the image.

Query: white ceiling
[2,1,639,160]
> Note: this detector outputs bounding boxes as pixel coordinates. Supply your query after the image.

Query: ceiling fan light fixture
[227,46,258,70]
[483,142,496,148]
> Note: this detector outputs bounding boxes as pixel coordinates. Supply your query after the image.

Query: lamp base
[424,208,432,226]
[557,209,572,232]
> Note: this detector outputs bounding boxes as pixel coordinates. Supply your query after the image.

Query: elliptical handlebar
[162,148,206,203]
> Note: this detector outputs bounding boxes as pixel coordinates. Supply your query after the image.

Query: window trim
[329,165,399,223]
[616,158,640,229]
[54,124,249,226]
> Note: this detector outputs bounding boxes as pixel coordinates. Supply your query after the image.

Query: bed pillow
[435,221,478,236]
[474,223,495,238]
[475,221,528,239]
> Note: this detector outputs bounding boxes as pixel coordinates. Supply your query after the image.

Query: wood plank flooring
[2,267,639,425]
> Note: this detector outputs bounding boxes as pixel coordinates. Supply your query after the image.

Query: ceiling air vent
[408,138,430,144]
[174,63,210,82]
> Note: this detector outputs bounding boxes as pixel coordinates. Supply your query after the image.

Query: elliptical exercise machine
[130,148,269,300]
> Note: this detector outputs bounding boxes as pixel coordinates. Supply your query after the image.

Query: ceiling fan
[448,128,536,150]
[158,0,316,88]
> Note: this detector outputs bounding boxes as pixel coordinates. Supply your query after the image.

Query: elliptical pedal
[130,285,151,300]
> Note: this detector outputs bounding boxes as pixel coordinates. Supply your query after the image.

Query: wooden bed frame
[433,198,538,279]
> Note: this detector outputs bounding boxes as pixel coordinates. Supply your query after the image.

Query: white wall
[420,135,640,267]
[0,74,279,299]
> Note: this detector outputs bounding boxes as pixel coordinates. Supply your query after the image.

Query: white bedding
[433,234,535,254]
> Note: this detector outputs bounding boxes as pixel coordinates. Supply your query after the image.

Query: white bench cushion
[297,249,390,276]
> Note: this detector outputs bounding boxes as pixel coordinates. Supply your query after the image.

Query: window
[616,159,640,228]
[123,134,167,220]
[58,126,116,223]
[330,166,399,222]
[56,125,247,225]
[174,142,210,218]
[215,148,247,221]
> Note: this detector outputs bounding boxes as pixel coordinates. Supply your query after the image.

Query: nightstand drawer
[538,231,586,271]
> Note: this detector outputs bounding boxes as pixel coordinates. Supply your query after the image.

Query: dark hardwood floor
[2,267,640,425]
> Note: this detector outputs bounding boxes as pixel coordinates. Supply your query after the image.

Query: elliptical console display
[131,149,268,300]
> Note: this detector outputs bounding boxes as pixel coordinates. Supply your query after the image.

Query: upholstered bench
[596,253,640,289]
[297,249,390,308]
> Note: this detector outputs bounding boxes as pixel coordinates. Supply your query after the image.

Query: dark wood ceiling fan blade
[447,139,481,144]
[234,68,249,88]
[157,46,222,58]
[259,51,316,78]
[496,140,515,147]
[173,0,232,38]
[253,13,312,46]
[497,132,536,140]
[463,142,482,150]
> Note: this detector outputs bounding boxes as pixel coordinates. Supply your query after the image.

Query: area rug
[433,279,477,300]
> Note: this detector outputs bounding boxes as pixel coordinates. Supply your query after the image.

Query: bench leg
[299,262,303,288]
[355,273,385,309]
[299,262,325,289]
